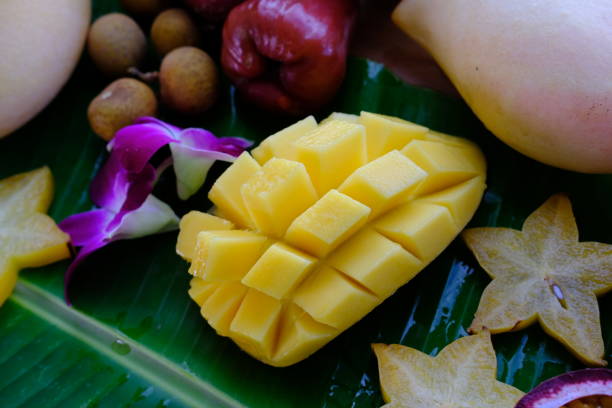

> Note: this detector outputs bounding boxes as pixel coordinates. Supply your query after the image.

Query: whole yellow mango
[0,0,91,138]
[393,0,612,173]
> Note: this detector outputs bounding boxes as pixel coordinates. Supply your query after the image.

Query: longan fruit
[87,13,147,77]
[159,46,219,115]
[151,9,202,56]
[88,78,158,141]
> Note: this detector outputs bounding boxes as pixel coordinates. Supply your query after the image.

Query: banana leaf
[0,2,610,407]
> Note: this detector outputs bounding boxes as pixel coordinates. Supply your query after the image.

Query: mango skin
[0,0,91,138]
[393,0,612,173]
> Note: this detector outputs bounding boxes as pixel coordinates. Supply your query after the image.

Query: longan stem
[128,67,159,83]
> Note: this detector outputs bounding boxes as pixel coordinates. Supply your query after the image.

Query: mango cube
[251,116,318,164]
[320,112,360,125]
[425,130,487,174]
[189,230,270,281]
[338,150,427,217]
[328,229,422,298]
[375,201,458,261]
[401,140,480,196]
[188,278,219,307]
[292,266,380,330]
[200,281,248,336]
[241,158,318,238]
[273,304,337,366]
[208,152,260,228]
[229,289,283,359]
[360,111,428,160]
[294,119,367,195]
[419,176,486,229]
[180,111,487,367]
[285,190,371,258]
[176,211,234,261]
[242,242,317,299]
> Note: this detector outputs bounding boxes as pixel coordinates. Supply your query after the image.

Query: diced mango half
[179,111,487,366]
[251,116,318,164]
[285,190,370,258]
[241,158,318,238]
[176,211,234,261]
[360,111,428,160]
[338,150,427,217]
[189,230,271,281]
[208,152,261,228]
[294,119,367,195]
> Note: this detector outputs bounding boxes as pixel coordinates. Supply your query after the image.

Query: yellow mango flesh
[208,152,261,228]
[179,112,487,366]
[241,158,317,238]
[285,189,371,258]
[251,115,318,163]
[293,119,367,195]
[0,167,70,307]
[360,111,429,160]
[242,242,317,300]
[176,211,234,261]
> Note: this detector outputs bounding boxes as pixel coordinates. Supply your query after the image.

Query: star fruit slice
[372,331,524,408]
[0,167,70,306]
[463,194,612,366]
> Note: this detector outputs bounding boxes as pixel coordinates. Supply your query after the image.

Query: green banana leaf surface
[0,2,610,407]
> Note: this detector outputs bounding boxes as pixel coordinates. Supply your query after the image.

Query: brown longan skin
[160,46,219,115]
[87,13,147,78]
[88,78,158,141]
[151,9,202,56]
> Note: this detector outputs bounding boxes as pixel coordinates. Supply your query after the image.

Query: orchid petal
[118,163,156,213]
[89,154,131,211]
[91,156,156,214]
[170,143,217,200]
[180,128,252,156]
[215,136,253,156]
[134,116,182,137]
[109,122,177,173]
[109,195,179,240]
[59,209,115,247]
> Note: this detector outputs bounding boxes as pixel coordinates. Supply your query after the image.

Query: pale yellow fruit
[393,0,612,173]
[0,0,91,138]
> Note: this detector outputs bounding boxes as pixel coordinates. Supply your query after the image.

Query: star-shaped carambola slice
[463,194,612,366]
[372,331,524,408]
[0,167,70,306]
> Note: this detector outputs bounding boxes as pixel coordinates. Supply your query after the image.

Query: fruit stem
[128,67,159,83]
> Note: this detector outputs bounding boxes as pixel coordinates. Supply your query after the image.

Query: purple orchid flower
[109,117,252,199]
[59,154,179,303]
[59,117,251,303]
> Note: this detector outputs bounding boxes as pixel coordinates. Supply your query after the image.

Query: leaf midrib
[11,280,245,408]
